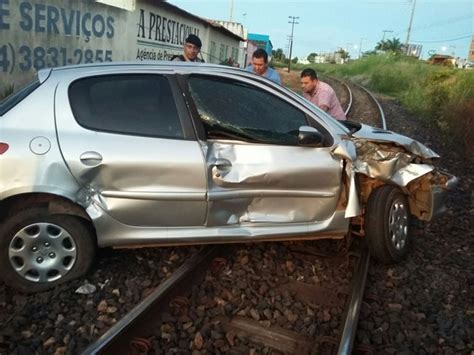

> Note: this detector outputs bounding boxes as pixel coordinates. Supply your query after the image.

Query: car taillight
[0,143,9,154]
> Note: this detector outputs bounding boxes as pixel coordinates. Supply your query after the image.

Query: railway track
[83,241,370,355]
[322,75,386,129]
[81,77,386,355]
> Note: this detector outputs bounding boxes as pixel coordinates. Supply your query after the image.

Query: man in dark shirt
[171,34,205,62]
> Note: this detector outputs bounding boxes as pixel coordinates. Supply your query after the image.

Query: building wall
[214,20,246,67]
[0,0,241,87]
[245,41,258,66]
[247,33,272,56]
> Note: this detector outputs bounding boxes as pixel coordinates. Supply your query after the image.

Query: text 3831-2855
[0,44,113,73]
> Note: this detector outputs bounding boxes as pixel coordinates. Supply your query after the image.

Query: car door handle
[211,158,232,170]
[80,151,103,166]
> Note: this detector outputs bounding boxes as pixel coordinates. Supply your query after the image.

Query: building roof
[431,54,454,59]
[159,1,245,41]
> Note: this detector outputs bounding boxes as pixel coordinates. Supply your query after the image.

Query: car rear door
[55,71,207,227]
[184,74,344,227]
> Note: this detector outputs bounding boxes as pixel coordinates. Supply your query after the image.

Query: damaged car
[0,62,457,292]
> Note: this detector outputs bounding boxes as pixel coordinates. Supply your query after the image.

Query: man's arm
[317,88,332,112]
[319,104,330,112]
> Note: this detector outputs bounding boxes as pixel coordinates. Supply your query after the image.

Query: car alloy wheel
[365,185,411,263]
[9,222,77,283]
[388,198,408,251]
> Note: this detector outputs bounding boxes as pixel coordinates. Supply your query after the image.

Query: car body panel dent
[202,140,344,226]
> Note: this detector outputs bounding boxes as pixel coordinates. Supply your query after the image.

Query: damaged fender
[332,124,457,221]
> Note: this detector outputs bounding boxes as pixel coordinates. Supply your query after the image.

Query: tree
[335,48,350,60]
[307,52,318,63]
[292,57,298,64]
[362,50,378,57]
[272,48,285,61]
[375,37,403,53]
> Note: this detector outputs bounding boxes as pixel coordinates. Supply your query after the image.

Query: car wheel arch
[1,192,92,224]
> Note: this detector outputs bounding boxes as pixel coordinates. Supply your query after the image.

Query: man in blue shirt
[245,49,281,85]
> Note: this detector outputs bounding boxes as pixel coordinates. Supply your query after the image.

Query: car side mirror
[298,126,324,147]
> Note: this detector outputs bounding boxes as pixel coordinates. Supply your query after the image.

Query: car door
[55,72,207,227]
[185,74,344,227]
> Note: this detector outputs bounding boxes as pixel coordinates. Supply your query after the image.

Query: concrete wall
[0,0,241,89]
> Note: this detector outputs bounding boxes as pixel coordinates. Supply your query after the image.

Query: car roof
[40,61,255,80]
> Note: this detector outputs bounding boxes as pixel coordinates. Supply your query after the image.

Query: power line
[410,34,472,43]
[409,14,473,33]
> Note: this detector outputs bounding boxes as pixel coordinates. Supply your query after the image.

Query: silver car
[0,62,456,292]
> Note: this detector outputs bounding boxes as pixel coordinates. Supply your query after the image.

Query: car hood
[351,123,439,159]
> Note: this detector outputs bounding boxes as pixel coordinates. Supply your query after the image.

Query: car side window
[188,75,307,145]
[69,75,184,139]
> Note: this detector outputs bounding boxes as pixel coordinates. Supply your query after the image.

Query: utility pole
[229,0,234,22]
[286,35,292,58]
[381,30,393,50]
[287,16,299,73]
[405,0,417,53]
[345,43,353,60]
[358,38,366,59]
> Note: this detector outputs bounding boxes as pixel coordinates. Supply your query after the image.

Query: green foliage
[272,48,285,62]
[307,52,318,63]
[375,37,403,54]
[336,48,350,60]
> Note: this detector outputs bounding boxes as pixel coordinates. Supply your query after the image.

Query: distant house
[212,20,247,67]
[246,41,259,66]
[429,54,456,66]
[247,33,274,60]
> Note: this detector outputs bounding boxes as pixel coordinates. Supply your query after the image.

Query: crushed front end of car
[333,123,458,222]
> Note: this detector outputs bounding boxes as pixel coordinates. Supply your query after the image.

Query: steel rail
[81,246,220,355]
[337,244,370,355]
[342,80,353,117]
[350,81,387,130]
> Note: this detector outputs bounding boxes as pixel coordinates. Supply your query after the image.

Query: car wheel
[365,185,410,263]
[0,207,96,293]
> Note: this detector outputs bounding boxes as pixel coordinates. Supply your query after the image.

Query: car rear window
[68,74,184,139]
[0,80,40,116]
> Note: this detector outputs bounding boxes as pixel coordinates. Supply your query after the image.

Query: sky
[168,0,473,60]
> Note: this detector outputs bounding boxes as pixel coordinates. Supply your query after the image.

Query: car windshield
[0,79,41,116]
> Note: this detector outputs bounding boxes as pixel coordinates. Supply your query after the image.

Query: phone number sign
[0,0,126,80]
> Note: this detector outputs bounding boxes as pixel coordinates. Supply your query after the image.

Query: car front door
[185,74,343,228]
[55,72,207,227]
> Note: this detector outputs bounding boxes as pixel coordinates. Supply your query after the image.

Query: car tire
[0,207,96,293]
[365,185,410,263]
